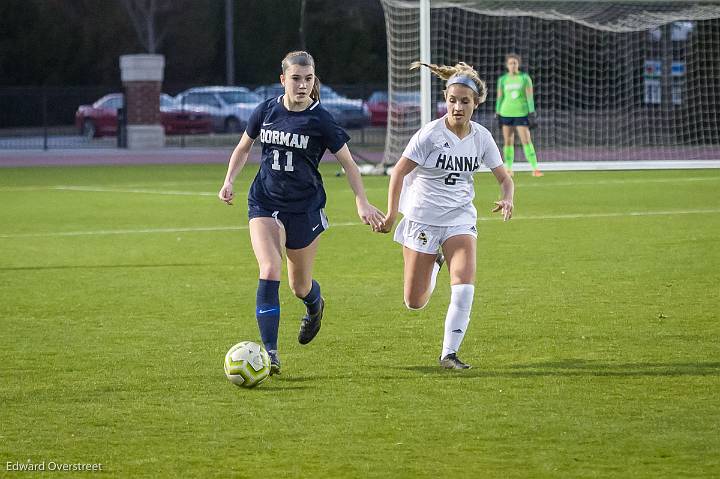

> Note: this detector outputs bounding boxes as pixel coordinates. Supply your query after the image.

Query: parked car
[253,83,285,101]
[74,93,212,138]
[367,90,452,126]
[254,84,370,128]
[175,86,263,133]
[366,91,422,126]
[366,91,389,125]
[319,85,371,128]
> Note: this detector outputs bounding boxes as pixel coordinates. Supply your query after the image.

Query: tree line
[0,0,387,88]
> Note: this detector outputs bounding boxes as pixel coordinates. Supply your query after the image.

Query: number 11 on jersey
[271,150,294,172]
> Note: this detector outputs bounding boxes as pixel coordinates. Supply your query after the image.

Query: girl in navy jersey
[219,51,383,374]
[378,62,514,369]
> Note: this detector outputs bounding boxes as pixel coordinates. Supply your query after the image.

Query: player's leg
[402,246,442,310]
[393,218,444,309]
[285,209,328,345]
[249,216,285,373]
[517,125,542,176]
[286,237,324,345]
[502,125,515,175]
[438,233,476,369]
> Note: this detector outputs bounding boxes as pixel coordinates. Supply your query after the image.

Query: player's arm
[525,75,535,114]
[495,76,504,115]
[334,144,384,230]
[490,165,514,221]
[218,132,255,205]
[379,156,418,233]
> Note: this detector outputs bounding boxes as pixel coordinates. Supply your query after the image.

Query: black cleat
[439,353,471,369]
[298,297,324,345]
[268,350,281,376]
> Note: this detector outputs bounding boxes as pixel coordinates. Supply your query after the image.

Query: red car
[75,93,212,138]
[366,91,391,126]
[367,91,446,126]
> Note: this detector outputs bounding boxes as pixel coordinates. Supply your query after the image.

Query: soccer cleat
[439,353,471,369]
[298,297,324,345]
[268,350,281,376]
[532,169,544,177]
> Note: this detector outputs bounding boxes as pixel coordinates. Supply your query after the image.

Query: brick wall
[124,81,161,124]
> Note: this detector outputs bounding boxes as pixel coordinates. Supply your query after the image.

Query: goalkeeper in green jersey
[496,53,543,177]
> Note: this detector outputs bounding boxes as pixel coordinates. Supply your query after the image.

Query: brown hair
[505,53,521,64]
[281,51,321,101]
[409,61,487,104]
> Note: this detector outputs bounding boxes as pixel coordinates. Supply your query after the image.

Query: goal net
[379,1,720,165]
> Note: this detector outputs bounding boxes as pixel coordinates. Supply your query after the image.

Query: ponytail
[410,61,487,104]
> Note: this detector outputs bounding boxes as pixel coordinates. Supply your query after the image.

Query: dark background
[0,0,387,89]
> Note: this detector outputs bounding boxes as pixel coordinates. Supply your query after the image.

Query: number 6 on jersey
[444,172,460,185]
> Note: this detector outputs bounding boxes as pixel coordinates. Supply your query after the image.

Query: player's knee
[404,297,428,310]
[258,264,282,281]
[288,280,311,299]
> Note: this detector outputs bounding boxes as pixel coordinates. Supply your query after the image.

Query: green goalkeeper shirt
[496,72,535,117]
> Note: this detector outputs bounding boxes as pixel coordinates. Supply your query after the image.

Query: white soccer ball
[224,341,271,388]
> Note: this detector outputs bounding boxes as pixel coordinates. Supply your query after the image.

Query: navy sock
[256,279,280,351]
[302,279,322,316]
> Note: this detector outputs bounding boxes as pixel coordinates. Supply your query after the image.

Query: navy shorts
[248,205,329,250]
[498,115,529,127]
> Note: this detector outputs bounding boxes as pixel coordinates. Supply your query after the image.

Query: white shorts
[393,217,477,254]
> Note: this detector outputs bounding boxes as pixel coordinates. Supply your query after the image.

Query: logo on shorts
[470,225,477,233]
[417,231,428,246]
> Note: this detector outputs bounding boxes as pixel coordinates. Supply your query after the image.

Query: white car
[254,84,370,128]
[175,86,263,133]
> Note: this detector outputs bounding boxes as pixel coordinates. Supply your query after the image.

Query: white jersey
[399,117,503,226]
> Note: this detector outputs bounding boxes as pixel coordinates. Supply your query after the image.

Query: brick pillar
[119,54,165,148]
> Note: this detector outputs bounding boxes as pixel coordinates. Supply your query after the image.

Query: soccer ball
[224,341,271,388]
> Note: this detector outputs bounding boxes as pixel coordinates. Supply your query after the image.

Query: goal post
[379,0,720,166]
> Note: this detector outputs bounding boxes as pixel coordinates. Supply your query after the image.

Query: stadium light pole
[225,0,235,86]
[299,0,307,50]
[419,0,431,126]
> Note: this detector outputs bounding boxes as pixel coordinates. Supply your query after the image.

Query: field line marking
[52,186,217,196]
[504,209,720,221]
[1,209,719,239]
[0,222,358,238]
[503,176,720,188]
[0,175,718,195]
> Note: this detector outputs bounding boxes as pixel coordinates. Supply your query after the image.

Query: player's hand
[528,112,538,130]
[492,200,513,222]
[357,200,384,231]
[377,212,396,234]
[218,182,234,206]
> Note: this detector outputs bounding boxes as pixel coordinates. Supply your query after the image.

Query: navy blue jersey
[245,95,350,213]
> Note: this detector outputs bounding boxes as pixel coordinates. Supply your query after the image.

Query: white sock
[441,284,475,358]
[429,261,441,296]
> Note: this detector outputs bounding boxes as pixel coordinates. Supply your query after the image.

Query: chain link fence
[0,84,389,151]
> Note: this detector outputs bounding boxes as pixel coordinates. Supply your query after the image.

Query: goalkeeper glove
[528,112,538,130]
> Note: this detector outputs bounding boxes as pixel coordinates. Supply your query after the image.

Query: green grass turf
[1,163,719,478]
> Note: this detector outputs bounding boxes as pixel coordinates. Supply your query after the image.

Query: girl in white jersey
[378,62,514,369]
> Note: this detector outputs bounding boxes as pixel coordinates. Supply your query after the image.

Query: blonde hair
[410,61,487,104]
[281,51,321,101]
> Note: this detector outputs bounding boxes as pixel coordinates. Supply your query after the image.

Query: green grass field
[1,163,719,478]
